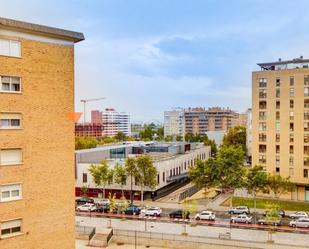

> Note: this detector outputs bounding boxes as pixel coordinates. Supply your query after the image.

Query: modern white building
[75,142,211,200]
[164,108,185,138]
[92,108,131,137]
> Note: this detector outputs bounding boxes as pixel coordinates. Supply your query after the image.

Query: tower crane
[80,97,105,123]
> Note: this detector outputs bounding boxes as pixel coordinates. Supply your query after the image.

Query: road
[75,215,309,248]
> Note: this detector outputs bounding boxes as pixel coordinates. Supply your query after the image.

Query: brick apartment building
[0,17,84,248]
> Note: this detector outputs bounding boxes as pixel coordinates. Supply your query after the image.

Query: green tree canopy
[114,131,127,141]
[222,126,246,153]
[267,173,295,199]
[75,137,98,150]
[114,163,127,196]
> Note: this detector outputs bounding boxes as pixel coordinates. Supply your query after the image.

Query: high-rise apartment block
[0,17,84,248]
[164,108,185,137]
[91,108,131,137]
[252,57,309,201]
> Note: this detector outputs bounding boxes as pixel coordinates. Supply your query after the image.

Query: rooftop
[257,56,309,71]
[0,17,84,43]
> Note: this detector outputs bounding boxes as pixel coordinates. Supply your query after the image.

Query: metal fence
[178,185,199,202]
[75,225,96,242]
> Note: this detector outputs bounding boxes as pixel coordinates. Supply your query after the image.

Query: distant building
[75,142,210,200]
[183,107,246,135]
[75,123,104,137]
[91,108,131,137]
[164,108,185,137]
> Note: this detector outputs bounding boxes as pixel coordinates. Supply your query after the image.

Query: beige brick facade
[252,65,309,201]
[0,18,83,249]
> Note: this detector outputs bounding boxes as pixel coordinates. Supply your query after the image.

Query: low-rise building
[75,142,210,200]
[75,123,104,137]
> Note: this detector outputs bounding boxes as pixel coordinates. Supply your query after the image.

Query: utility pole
[80,97,105,123]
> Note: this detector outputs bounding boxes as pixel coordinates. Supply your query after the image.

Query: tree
[222,126,246,154]
[264,202,281,243]
[135,155,158,203]
[125,157,138,204]
[181,198,198,235]
[203,137,217,157]
[176,135,183,142]
[189,158,220,192]
[139,125,154,140]
[114,163,127,197]
[80,184,89,197]
[267,174,295,199]
[157,127,164,140]
[114,131,127,141]
[75,137,97,150]
[88,160,112,198]
[245,165,268,222]
[164,135,173,142]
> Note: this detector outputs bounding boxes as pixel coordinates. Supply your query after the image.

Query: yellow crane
[80,97,105,123]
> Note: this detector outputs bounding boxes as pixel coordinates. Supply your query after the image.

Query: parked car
[289,218,309,228]
[96,198,110,206]
[228,206,250,215]
[195,211,216,221]
[124,205,141,215]
[169,210,190,219]
[75,197,94,205]
[76,203,97,212]
[96,204,110,213]
[230,214,252,224]
[289,212,308,219]
[142,207,162,216]
[258,218,282,226]
[263,210,285,218]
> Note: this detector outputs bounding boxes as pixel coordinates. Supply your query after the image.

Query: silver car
[231,214,252,224]
[289,211,308,219]
[290,218,309,228]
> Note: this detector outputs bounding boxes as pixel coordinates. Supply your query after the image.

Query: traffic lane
[76,211,309,234]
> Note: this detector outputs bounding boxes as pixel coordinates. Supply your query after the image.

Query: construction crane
[80,97,105,123]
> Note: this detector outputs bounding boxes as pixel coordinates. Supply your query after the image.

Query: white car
[231,214,252,224]
[96,198,110,206]
[76,203,97,212]
[228,206,250,214]
[290,218,309,228]
[289,212,308,219]
[195,211,216,221]
[142,207,162,216]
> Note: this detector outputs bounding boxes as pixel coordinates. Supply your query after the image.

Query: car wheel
[245,221,249,224]
[154,213,157,217]
[196,217,200,220]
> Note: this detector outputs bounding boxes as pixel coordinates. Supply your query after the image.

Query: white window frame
[0,183,22,202]
[0,75,21,93]
[0,219,22,238]
[0,113,22,129]
[0,148,23,166]
[0,39,21,58]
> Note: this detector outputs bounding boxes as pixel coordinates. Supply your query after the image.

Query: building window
[290,133,294,143]
[163,172,165,182]
[305,111,309,120]
[0,184,22,202]
[290,100,294,108]
[259,144,266,153]
[276,122,280,131]
[304,169,308,178]
[304,146,309,154]
[276,101,280,109]
[259,78,267,88]
[276,88,280,98]
[0,113,22,129]
[276,78,280,87]
[289,157,294,167]
[259,133,266,142]
[276,145,280,154]
[276,112,280,120]
[82,173,87,183]
[0,149,22,166]
[0,219,22,238]
[305,122,309,132]
[289,111,294,121]
[275,156,280,166]
[0,76,21,93]
[304,158,309,166]
[259,89,267,98]
[259,122,266,131]
[305,134,309,143]
[259,155,266,164]
[305,87,309,97]
[276,133,280,142]
[0,39,21,57]
[259,101,267,109]
[157,174,160,184]
[276,167,280,175]
[305,75,309,85]
[289,168,294,176]
[305,100,309,109]
[290,123,294,132]
[290,145,294,154]
[290,88,294,97]
[259,111,266,121]
[290,77,294,86]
